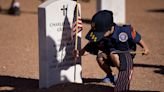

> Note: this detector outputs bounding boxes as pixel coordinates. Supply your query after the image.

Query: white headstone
[38,0,82,88]
[97,0,126,24]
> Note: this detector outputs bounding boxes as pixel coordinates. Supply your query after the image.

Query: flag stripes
[72,17,83,35]
[114,53,133,92]
[72,4,83,37]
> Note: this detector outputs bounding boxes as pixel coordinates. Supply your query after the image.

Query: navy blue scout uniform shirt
[84,25,141,55]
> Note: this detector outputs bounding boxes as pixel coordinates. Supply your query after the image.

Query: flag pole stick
[74,0,79,83]
[113,51,145,54]
[75,0,78,50]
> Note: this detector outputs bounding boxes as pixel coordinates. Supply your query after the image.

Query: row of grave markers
[38,0,125,88]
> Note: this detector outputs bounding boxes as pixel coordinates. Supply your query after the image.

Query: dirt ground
[0,0,163,92]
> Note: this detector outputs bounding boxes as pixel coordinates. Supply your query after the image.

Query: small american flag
[72,4,83,37]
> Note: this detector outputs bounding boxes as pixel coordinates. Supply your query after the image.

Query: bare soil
[0,0,163,92]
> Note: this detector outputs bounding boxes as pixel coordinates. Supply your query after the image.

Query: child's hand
[72,49,79,58]
[143,49,149,55]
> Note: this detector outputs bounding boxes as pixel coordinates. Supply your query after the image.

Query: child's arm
[78,47,87,57]
[138,39,149,55]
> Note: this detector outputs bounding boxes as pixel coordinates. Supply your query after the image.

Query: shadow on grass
[0,76,113,92]
[134,63,164,75]
[81,18,91,24]
[146,9,164,13]
[0,76,160,92]
[0,8,37,16]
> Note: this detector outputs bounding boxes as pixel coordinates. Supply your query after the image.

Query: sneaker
[8,6,20,15]
[102,74,117,84]
[8,1,20,16]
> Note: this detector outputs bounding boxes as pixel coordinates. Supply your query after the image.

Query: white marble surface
[38,0,82,88]
[97,0,126,24]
